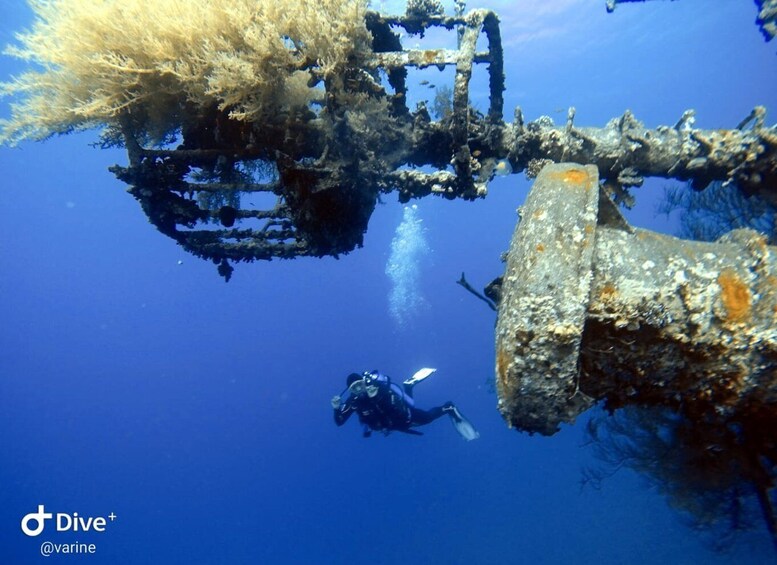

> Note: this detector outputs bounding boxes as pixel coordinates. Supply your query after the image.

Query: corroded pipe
[495,163,777,435]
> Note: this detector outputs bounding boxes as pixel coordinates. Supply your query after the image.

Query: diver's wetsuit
[333,370,448,437]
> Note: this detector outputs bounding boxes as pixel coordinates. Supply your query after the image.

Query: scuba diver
[331,368,479,440]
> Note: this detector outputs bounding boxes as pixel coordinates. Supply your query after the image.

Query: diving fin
[446,404,480,441]
[403,367,437,387]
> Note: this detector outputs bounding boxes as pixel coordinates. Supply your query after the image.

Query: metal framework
[110,8,777,280]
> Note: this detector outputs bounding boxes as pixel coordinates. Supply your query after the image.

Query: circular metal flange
[495,163,598,435]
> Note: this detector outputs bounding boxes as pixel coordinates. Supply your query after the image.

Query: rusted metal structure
[494,162,777,546]
[99,3,777,542]
[109,2,777,495]
[494,162,777,436]
[111,7,777,280]
[111,8,505,280]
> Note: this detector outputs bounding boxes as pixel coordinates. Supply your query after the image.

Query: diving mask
[348,378,379,398]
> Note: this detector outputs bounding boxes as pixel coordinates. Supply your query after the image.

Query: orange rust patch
[599,283,618,302]
[532,208,545,219]
[718,269,751,323]
[496,345,510,392]
[584,224,594,235]
[548,168,589,186]
[422,49,441,65]
[536,243,545,252]
[563,169,589,184]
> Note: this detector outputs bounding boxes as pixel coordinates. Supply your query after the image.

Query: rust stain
[718,268,751,323]
[548,168,589,186]
[496,344,510,392]
[422,49,441,65]
[599,283,618,302]
[536,243,545,252]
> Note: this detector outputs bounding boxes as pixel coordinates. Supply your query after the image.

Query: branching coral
[584,406,777,551]
[0,0,371,145]
[658,180,777,244]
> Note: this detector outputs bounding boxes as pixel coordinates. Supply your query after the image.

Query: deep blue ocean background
[1,1,776,563]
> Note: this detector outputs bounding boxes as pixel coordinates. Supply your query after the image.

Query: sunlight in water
[386,204,430,327]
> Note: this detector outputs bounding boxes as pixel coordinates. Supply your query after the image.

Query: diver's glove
[331,395,342,410]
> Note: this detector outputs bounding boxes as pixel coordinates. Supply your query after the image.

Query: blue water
[1,1,776,563]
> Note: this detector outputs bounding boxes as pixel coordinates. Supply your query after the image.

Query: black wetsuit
[334,371,447,437]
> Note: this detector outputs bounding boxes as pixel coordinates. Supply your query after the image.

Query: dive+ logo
[21,505,115,537]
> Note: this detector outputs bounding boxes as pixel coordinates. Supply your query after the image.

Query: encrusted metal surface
[495,163,777,435]
[112,9,504,278]
[494,164,598,435]
[582,222,777,420]
[109,8,777,279]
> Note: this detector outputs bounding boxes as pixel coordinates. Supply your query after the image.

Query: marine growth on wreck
[1,0,776,549]
[1,0,775,278]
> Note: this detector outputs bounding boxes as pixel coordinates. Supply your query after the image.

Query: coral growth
[0,0,371,145]
[585,405,777,552]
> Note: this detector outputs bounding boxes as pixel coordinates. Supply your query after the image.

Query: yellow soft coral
[0,0,371,144]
